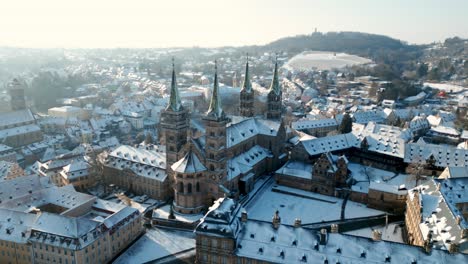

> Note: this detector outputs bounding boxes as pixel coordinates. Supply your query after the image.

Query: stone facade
[275,153,348,196]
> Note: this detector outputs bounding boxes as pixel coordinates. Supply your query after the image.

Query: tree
[417,63,428,78]
[339,113,353,134]
[135,132,146,144]
[144,133,153,145]
[427,67,441,81]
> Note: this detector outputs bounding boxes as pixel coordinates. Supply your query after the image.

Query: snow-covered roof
[228,145,271,180]
[369,182,407,195]
[409,179,468,253]
[276,161,312,179]
[226,118,280,148]
[292,118,338,130]
[105,145,167,182]
[171,149,206,173]
[0,176,140,249]
[196,197,242,238]
[352,110,386,124]
[429,126,460,136]
[236,221,468,263]
[0,124,41,140]
[404,142,468,167]
[0,109,35,129]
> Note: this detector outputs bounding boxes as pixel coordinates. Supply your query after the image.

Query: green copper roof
[167,59,182,111]
[240,58,252,93]
[269,58,281,96]
[207,61,225,119]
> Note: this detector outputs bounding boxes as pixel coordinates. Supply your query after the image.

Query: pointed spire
[207,60,225,119]
[167,57,182,111]
[269,54,281,95]
[241,53,252,93]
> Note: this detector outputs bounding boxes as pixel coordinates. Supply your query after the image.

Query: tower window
[187,183,192,193]
[178,182,184,193]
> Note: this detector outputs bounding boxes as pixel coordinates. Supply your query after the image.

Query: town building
[100,145,169,201]
[0,175,143,264]
[195,197,468,263]
[0,109,43,148]
[406,178,468,253]
[8,79,26,111]
[275,152,348,196]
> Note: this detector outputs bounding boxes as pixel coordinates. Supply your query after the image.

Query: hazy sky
[1,0,467,48]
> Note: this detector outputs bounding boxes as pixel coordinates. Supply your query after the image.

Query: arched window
[196,182,200,192]
[178,182,184,193]
[187,183,192,193]
[210,165,215,171]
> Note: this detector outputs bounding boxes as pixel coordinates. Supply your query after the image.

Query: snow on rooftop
[113,228,195,264]
[245,182,384,225]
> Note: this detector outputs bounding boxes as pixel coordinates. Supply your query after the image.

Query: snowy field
[285,51,372,71]
[423,82,467,94]
[245,183,384,225]
[113,228,195,264]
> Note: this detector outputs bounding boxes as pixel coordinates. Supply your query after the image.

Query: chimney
[448,243,459,254]
[294,218,302,228]
[372,230,382,241]
[331,224,339,233]
[241,209,248,223]
[423,233,433,254]
[319,228,328,245]
[462,229,468,238]
[272,210,281,229]
[456,215,461,225]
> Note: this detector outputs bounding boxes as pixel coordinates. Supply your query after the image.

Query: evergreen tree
[417,63,428,78]
[339,113,353,133]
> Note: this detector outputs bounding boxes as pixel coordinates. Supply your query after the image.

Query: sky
[1,0,467,48]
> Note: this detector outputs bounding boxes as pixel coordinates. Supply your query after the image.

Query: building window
[196,182,200,192]
[187,183,192,193]
[178,182,184,193]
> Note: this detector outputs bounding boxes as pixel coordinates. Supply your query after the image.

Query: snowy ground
[424,82,467,94]
[343,222,405,243]
[284,51,372,71]
[348,162,416,194]
[113,228,195,264]
[245,182,384,225]
[153,204,204,223]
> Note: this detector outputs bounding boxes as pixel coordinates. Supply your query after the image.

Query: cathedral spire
[207,60,225,119]
[167,57,182,111]
[241,54,252,93]
[269,55,281,96]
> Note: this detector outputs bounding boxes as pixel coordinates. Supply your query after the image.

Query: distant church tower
[267,57,282,120]
[203,61,229,202]
[160,59,190,170]
[8,79,26,111]
[232,71,239,88]
[239,57,254,117]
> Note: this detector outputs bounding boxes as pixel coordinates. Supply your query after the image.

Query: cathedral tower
[203,61,229,202]
[160,59,190,171]
[239,56,254,117]
[267,57,282,120]
[8,79,26,111]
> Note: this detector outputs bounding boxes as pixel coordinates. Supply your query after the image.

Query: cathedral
[160,59,287,214]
